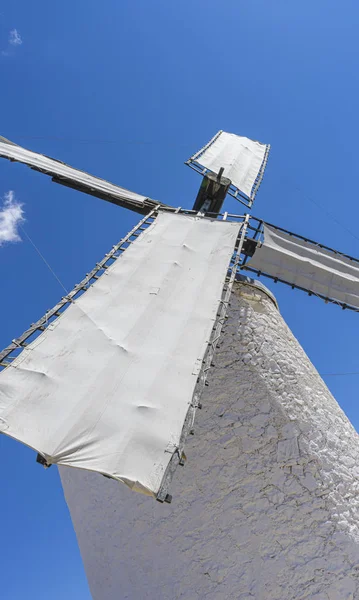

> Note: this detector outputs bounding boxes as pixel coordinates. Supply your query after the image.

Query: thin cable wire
[3,134,191,148]
[290,181,359,244]
[321,372,359,377]
[20,225,69,295]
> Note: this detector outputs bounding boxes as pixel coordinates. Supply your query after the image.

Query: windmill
[0,131,358,599]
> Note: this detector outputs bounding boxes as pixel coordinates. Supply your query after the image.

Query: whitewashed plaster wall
[60,279,359,600]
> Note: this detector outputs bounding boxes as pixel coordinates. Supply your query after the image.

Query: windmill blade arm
[243,219,359,310]
[186,130,270,207]
[50,176,157,214]
[0,210,244,499]
[0,136,166,214]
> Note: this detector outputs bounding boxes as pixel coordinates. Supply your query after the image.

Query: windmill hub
[192,168,231,214]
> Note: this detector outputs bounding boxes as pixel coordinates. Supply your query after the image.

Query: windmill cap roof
[235,274,278,309]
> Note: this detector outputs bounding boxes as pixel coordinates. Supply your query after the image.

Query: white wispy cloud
[0,191,24,246]
[9,29,22,46]
[1,28,23,56]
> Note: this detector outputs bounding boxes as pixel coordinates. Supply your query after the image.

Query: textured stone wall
[60,279,359,600]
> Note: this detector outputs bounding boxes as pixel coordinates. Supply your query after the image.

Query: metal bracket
[36,453,52,469]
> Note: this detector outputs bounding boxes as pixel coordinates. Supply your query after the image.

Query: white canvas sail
[247,223,359,308]
[0,212,241,496]
[187,130,270,200]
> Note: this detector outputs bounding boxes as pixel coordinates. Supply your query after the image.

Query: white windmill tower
[0,131,358,599]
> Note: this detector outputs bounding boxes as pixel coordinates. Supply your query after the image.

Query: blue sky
[1,1,359,598]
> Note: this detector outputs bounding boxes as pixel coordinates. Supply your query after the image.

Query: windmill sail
[186,130,270,206]
[245,223,359,309]
[0,135,164,214]
[0,211,242,497]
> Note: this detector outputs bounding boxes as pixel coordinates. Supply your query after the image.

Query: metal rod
[251,143,271,199]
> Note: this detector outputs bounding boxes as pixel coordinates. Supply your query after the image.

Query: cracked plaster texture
[60,280,359,600]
